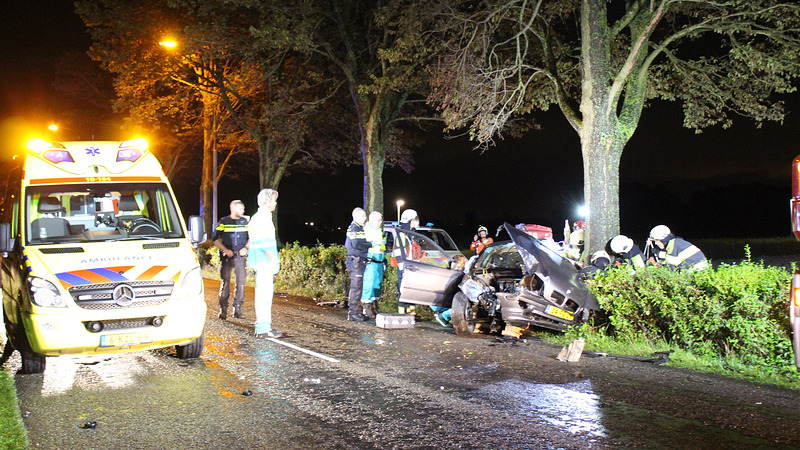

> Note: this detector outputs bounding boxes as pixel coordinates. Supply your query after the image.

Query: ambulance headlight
[28,277,69,307]
[174,266,203,298]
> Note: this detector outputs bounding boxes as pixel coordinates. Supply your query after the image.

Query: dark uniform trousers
[346,255,367,317]
[219,255,247,310]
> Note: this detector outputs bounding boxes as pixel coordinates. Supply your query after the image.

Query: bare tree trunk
[257,139,288,239]
[581,126,624,259]
[200,90,216,235]
[362,116,386,215]
[578,0,624,260]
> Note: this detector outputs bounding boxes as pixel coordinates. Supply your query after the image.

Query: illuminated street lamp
[48,124,58,132]
[396,199,405,222]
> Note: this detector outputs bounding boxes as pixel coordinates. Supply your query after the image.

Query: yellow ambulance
[0,138,206,373]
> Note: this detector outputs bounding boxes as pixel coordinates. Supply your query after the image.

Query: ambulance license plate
[545,305,574,321]
[100,331,153,347]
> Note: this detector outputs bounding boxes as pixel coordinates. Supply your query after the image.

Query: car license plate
[100,331,153,347]
[545,305,574,321]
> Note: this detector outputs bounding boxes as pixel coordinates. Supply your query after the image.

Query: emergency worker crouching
[361,211,385,319]
[345,208,370,322]
[392,209,420,315]
[470,226,494,255]
[581,250,611,278]
[563,220,585,263]
[608,235,645,268]
[647,225,708,271]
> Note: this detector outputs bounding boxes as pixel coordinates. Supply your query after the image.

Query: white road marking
[266,338,340,363]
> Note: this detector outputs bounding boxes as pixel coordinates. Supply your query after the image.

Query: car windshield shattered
[25,183,185,244]
[473,242,525,271]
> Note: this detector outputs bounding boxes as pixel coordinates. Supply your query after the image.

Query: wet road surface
[7,279,800,449]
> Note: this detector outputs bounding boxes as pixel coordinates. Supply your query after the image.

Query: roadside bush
[275,242,350,300]
[277,243,405,309]
[201,242,403,308]
[588,260,793,369]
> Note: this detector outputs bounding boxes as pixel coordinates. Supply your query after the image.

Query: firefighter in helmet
[608,235,645,268]
[470,225,494,255]
[647,225,708,271]
[581,250,611,278]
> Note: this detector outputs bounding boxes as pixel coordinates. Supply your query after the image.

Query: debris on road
[557,338,586,362]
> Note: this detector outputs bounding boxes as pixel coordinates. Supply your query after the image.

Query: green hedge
[201,242,404,313]
[201,242,795,368]
[588,260,794,368]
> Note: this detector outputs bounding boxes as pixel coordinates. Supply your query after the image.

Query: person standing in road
[361,211,386,319]
[470,225,494,255]
[248,189,282,338]
[213,200,249,320]
[345,207,370,322]
[647,225,708,271]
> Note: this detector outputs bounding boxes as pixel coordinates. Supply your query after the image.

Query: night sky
[2,1,799,252]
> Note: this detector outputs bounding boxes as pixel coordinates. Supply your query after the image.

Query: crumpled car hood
[504,222,600,311]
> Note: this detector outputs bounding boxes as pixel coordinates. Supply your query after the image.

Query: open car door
[395,228,463,308]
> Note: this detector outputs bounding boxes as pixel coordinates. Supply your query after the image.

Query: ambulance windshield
[25,183,185,244]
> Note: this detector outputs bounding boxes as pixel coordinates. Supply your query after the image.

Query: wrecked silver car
[395,223,600,336]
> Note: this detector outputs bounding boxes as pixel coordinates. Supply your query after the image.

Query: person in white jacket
[248,188,282,338]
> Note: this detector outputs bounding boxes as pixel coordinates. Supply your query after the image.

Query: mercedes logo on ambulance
[112,284,135,306]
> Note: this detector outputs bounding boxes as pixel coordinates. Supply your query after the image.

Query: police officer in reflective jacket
[647,225,708,271]
[345,207,370,321]
[213,200,250,319]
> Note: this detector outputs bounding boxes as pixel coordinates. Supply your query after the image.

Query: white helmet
[568,229,584,247]
[591,250,610,264]
[400,209,418,223]
[610,235,634,254]
[649,225,671,241]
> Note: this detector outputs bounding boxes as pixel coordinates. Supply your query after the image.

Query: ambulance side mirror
[188,216,206,245]
[0,222,12,254]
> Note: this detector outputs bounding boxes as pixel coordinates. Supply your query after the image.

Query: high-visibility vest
[365,223,385,262]
[658,237,708,271]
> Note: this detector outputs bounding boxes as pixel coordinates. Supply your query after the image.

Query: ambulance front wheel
[175,333,204,359]
[4,310,46,373]
[15,326,46,374]
[20,349,46,374]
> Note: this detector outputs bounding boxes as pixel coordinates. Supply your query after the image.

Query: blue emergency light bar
[116,138,148,162]
[43,149,75,163]
[116,149,142,162]
[386,221,435,227]
[27,140,73,164]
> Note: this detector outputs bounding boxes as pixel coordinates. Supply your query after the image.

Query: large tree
[298,0,433,214]
[77,0,342,233]
[426,0,800,256]
[76,0,231,231]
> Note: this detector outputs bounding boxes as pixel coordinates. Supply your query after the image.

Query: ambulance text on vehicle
[0,138,206,373]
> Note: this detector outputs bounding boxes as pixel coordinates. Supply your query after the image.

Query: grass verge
[0,370,28,449]
[535,328,800,390]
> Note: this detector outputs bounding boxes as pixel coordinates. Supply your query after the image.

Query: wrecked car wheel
[452,292,479,336]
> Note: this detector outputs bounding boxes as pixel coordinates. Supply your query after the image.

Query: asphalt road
[6,279,800,449]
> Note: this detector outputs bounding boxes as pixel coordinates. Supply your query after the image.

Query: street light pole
[396,199,404,222]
